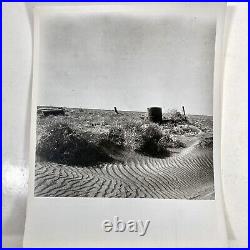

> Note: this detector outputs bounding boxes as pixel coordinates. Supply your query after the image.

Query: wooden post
[114,107,119,114]
[182,106,186,117]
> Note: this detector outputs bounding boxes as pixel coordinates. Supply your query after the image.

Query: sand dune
[35,143,214,199]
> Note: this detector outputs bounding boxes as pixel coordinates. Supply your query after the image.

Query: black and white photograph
[34,7,215,199]
[3,2,248,248]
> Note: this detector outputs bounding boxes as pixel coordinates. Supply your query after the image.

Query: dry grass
[135,124,170,157]
[36,107,212,163]
[36,122,112,166]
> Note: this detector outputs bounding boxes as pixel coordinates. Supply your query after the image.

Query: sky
[37,11,216,115]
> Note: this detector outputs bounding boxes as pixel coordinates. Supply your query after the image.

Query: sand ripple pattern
[35,145,214,200]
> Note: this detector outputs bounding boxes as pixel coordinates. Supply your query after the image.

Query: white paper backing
[2,2,248,248]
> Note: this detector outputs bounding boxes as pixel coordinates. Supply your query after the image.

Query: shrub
[171,138,186,148]
[97,127,126,160]
[171,111,184,120]
[136,124,170,157]
[107,127,125,148]
[197,135,213,149]
[158,134,186,150]
[157,134,172,148]
[36,122,112,166]
[156,135,171,156]
[164,109,189,124]
[168,125,199,136]
[122,121,144,150]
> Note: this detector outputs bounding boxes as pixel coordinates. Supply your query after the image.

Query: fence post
[182,106,186,118]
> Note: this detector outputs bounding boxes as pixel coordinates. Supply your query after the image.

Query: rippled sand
[35,143,214,200]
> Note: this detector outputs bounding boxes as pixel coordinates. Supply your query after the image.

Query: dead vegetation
[36,107,212,165]
[36,122,112,166]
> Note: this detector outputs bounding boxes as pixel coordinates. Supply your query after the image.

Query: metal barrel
[147,107,162,123]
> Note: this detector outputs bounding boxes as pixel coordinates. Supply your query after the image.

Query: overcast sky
[37,11,216,115]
